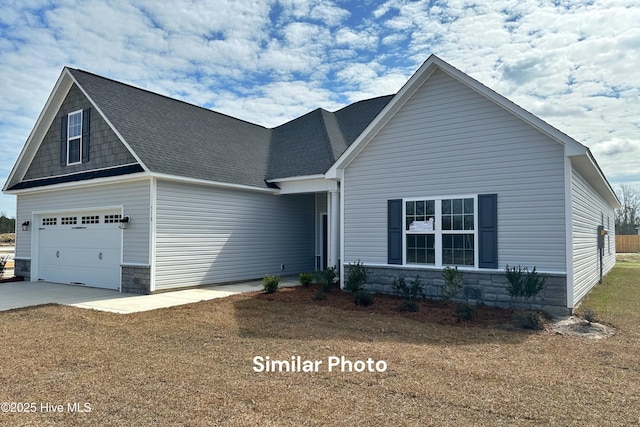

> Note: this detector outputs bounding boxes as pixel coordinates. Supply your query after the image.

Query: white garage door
[37,210,122,289]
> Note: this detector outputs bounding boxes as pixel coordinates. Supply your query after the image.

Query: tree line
[615,184,640,235]
[0,215,15,234]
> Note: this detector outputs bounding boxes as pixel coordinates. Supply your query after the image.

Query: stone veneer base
[344,264,570,317]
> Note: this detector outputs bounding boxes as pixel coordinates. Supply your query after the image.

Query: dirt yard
[0,263,638,426]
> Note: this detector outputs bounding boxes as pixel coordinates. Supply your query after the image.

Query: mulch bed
[255,283,515,327]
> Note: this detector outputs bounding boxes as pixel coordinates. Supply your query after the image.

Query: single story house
[3,55,620,314]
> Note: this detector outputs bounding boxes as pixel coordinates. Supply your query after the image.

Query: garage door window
[61,216,77,225]
[81,215,100,224]
[42,217,57,226]
[104,214,122,223]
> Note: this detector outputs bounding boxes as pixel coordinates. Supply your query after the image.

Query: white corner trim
[564,155,575,309]
[149,177,157,292]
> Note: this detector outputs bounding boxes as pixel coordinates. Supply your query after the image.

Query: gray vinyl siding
[571,166,616,306]
[343,69,567,271]
[154,180,315,290]
[15,179,150,264]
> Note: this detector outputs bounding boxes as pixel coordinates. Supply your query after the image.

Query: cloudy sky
[1,0,638,218]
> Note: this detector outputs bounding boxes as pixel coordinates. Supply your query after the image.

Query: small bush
[262,274,280,294]
[354,290,374,307]
[505,265,546,301]
[345,260,367,292]
[398,300,419,312]
[583,307,598,324]
[393,276,423,312]
[455,303,476,322]
[313,291,327,301]
[299,272,313,287]
[442,266,463,301]
[319,266,338,293]
[512,310,545,331]
[392,276,423,301]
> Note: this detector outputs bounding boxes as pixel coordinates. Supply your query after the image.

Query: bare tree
[615,184,640,234]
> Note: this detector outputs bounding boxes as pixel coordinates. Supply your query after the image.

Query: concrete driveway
[0,277,299,314]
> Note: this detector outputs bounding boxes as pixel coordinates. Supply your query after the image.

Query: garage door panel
[37,210,122,290]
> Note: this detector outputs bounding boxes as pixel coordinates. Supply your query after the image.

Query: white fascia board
[150,173,279,194]
[3,172,150,195]
[276,178,338,194]
[266,174,326,183]
[66,70,149,172]
[3,70,73,191]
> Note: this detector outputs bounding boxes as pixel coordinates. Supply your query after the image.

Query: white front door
[37,210,122,289]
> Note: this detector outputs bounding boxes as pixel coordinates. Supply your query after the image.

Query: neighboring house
[3,55,620,315]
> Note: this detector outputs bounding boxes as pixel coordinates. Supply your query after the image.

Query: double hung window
[67,110,82,165]
[405,196,477,267]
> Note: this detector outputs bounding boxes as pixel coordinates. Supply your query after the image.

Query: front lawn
[1,261,639,426]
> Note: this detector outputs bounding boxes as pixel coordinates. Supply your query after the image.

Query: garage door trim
[31,205,124,290]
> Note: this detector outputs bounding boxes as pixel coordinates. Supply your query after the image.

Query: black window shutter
[478,194,498,268]
[60,115,68,166]
[82,108,91,162]
[388,199,403,265]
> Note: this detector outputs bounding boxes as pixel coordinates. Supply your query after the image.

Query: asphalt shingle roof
[69,68,393,188]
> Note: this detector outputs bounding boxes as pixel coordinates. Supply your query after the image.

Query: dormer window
[67,110,82,165]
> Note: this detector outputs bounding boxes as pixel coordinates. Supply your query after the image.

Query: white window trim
[402,195,479,268]
[67,109,83,166]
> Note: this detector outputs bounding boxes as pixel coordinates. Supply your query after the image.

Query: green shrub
[392,276,423,301]
[442,266,463,301]
[313,291,327,301]
[318,266,337,293]
[583,307,598,324]
[345,260,367,292]
[392,276,423,312]
[299,272,313,287]
[505,265,546,301]
[455,303,476,322]
[262,274,280,294]
[512,310,545,331]
[354,290,374,307]
[398,300,419,312]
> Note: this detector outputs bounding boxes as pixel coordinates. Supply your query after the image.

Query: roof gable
[326,55,618,207]
[267,95,392,180]
[5,67,390,192]
[68,69,273,189]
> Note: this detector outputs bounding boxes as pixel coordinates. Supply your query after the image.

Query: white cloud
[335,27,378,50]
[213,80,340,127]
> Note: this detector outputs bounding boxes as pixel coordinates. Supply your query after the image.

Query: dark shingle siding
[68,68,393,187]
[24,85,137,180]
